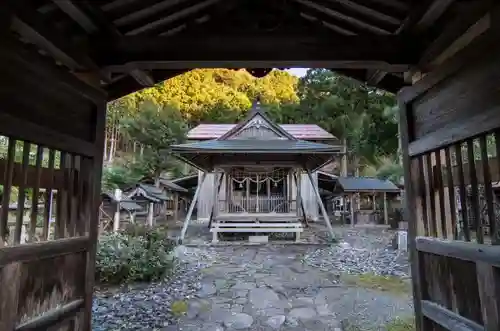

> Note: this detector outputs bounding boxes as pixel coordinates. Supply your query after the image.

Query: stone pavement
[170,245,342,330]
[93,226,413,330]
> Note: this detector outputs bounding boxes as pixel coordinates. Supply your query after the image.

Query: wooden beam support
[52,0,122,39]
[128,67,155,87]
[366,69,388,85]
[418,0,496,67]
[97,34,415,71]
[179,172,207,242]
[306,169,335,239]
[51,0,99,33]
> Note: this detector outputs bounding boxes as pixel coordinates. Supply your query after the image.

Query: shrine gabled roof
[187,124,336,140]
[171,139,341,154]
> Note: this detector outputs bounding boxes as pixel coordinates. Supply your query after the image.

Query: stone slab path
[166,245,413,331]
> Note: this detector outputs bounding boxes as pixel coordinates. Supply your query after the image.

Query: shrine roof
[187,124,336,140]
[171,139,341,153]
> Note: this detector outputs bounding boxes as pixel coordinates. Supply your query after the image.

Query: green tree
[121,100,187,186]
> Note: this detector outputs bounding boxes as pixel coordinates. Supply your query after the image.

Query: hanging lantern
[274,181,278,187]
[239,182,243,188]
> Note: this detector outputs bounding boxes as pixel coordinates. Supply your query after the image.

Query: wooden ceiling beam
[113,0,191,27]
[366,69,388,85]
[96,34,416,71]
[299,13,357,35]
[295,0,392,34]
[107,69,187,100]
[52,0,122,37]
[128,67,155,87]
[365,0,409,12]
[125,0,222,35]
[50,0,98,33]
[418,0,496,67]
[414,0,455,32]
[8,0,98,71]
[329,0,402,26]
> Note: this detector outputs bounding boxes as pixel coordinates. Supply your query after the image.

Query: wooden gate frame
[0,33,106,330]
[399,11,500,331]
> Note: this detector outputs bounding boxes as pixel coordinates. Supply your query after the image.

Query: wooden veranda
[1,1,500,330]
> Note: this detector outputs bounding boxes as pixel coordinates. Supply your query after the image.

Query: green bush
[95,225,177,284]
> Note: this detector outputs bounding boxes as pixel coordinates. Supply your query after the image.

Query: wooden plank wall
[0,35,106,330]
[399,14,500,331]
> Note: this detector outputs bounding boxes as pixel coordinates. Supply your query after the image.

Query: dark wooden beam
[96,34,416,71]
[325,0,402,26]
[366,69,388,85]
[8,0,92,70]
[414,0,455,32]
[365,0,409,12]
[124,0,222,35]
[107,69,187,100]
[418,0,496,66]
[295,0,392,34]
[52,0,122,37]
[50,0,99,33]
[128,67,155,87]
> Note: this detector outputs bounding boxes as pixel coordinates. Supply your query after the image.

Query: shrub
[95,225,177,284]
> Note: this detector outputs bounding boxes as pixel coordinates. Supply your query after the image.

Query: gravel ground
[92,226,413,331]
[303,227,410,278]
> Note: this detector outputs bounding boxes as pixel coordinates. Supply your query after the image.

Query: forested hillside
[102,68,400,190]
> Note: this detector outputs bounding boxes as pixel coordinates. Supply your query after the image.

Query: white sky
[285,68,309,77]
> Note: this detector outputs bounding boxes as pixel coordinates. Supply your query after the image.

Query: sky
[285,68,309,77]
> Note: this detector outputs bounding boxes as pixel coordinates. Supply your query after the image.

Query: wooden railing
[219,196,296,214]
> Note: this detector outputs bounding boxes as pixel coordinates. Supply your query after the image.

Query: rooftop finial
[250,97,262,114]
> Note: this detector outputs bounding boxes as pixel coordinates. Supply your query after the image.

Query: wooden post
[113,188,122,232]
[173,192,179,221]
[350,194,355,227]
[383,192,388,225]
[306,169,335,239]
[179,172,207,242]
[147,202,154,227]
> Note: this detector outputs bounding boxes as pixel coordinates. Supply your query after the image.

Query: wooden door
[399,26,500,330]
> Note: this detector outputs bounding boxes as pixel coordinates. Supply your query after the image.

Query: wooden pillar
[383,192,388,225]
[84,99,106,331]
[296,171,302,217]
[147,202,154,227]
[113,202,120,232]
[306,169,335,239]
[350,194,355,227]
[179,172,207,242]
[130,211,135,224]
[173,192,179,221]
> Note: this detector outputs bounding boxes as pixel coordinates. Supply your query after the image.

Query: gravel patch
[304,227,410,277]
[92,252,209,330]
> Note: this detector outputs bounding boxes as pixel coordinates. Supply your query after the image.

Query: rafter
[366,69,388,85]
[125,0,222,35]
[51,0,98,33]
[52,0,122,37]
[295,0,392,34]
[329,0,401,26]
